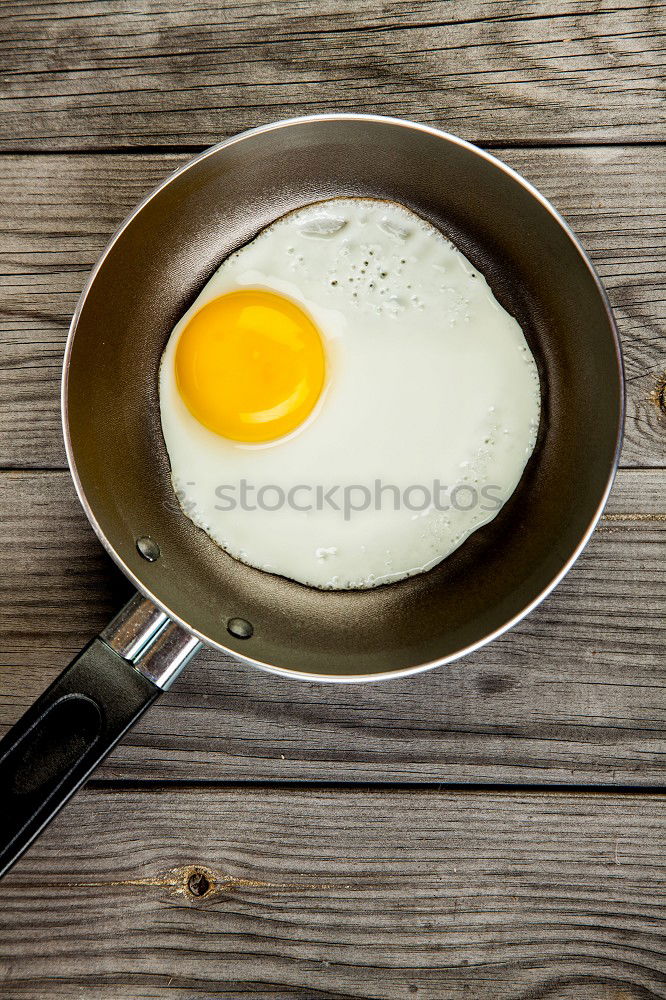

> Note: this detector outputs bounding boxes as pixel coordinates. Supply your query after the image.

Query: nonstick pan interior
[63,116,623,679]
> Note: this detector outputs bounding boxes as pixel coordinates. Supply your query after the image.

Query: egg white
[159,198,541,589]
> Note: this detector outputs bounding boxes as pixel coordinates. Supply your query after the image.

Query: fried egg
[159,198,541,589]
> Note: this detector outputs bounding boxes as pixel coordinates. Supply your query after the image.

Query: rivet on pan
[227,617,253,640]
[136,536,161,562]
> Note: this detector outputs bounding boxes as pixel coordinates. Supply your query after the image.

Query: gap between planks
[0,139,664,156]
[84,778,666,794]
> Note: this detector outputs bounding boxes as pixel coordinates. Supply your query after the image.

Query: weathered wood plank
[1,786,664,998]
[0,468,663,786]
[0,1,664,149]
[0,146,664,469]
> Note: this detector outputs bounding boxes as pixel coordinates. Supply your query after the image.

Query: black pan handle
[0,594,201,879]
[0,639,159,877]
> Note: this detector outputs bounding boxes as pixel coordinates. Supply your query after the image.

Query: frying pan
[0,114,624,878]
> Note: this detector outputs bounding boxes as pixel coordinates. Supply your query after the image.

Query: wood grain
[0,146,664,470]
[1,1,665,150]
[1,786,664,999]
[0,468,663,786]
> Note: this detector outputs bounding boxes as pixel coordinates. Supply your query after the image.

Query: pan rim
[61,112,625,684]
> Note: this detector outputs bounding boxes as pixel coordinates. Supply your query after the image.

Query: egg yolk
[175,289,326,443]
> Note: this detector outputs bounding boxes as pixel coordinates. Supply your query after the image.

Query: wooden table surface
[0,2,665,998]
